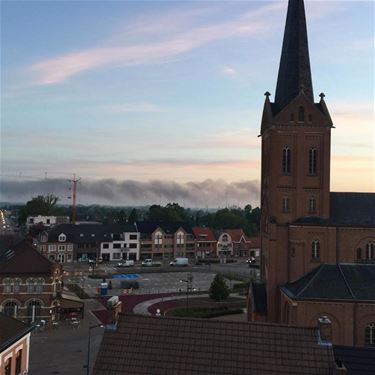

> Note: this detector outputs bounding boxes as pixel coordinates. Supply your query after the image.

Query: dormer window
[58,233,66,242]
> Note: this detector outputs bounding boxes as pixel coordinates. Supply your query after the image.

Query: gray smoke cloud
[0,178,260,208]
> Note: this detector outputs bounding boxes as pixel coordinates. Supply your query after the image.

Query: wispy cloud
[27,2,285,85]
[109,103,166,113]
[222,66,236,76]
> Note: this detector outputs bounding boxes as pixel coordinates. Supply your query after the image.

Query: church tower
[260,0,334,322]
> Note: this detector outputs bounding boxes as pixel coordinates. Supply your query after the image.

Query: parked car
[117,260,135,267]
[169,257,189,267]
[141,259,161,267]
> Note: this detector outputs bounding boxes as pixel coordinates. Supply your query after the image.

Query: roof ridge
[296,264,324,297]
[337,264,356,300]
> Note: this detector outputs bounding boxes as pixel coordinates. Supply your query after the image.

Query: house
[249,0,375,347]
[0,240,62,323]
[26,215,69,229]
[192,227,217,258]
[0,313,33,375]
[37,223,140,262]
[93,313,345,374]
[136,221,195,260]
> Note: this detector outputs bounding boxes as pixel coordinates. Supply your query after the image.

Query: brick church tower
[251,1,375,347]
[259,0,334,321]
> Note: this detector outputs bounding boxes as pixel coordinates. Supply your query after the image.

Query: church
[248,0,375,347]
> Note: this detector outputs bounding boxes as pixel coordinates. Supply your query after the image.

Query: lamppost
[85,324,104,375]
[180,273,193,311]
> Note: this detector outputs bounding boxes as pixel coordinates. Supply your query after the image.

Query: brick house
[0,241,62,323]
[0,313,33,375]
[136,222,195,260]
[249,0,375,347]
[192,227,217,258]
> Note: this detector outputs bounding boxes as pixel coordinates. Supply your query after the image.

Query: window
[35,278,44,293]
[58,245,65,251]
[222,234,229,242]
[312,240,320,260]
[366,242,374,260]
[3,301,18,317]
[103,243,109,249]
[357,248,362,260]
[309,148,317,175]
[129,243,137,249]
[282,147,291,175]
[309,198,316,214]
[129,234,137,240]
[48,245,56,252]
[176,232,184,245]
[112,253,121,260]
[298,106,305,122]
[13,278,21,293]
[365,324,375,346]
[5,357,11,375]
[58,233,66,242]
[3,278,12,293]
[282,197,289,213]
[27,300,42,322]
[27,278,36,293]
[46,219,50,224]
[16,349,22,374]
[113,243,121,249]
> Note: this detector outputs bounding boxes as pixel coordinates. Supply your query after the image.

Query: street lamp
[180,273,193,311]
[85,324,104,375]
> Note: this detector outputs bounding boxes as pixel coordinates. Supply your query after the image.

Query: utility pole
[68,174,81,224]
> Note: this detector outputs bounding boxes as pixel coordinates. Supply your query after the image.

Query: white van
[169,257,189,267]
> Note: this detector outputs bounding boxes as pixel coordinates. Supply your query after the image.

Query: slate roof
[281,264,375,301]
[0,313,33,352]
[330,192,375,226]
[274,0,314,113]
[136,221,193,235]
[333,345,375,375]
[46,223,137,243]
[192,227,216,241]
[93,314,336,375]
[0,240,55,275]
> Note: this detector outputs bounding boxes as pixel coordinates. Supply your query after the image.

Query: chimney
[318,316,332,345]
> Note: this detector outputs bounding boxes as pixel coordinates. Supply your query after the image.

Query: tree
[128,208,138,224]
[18,194,64,223]
[209,273,230,302]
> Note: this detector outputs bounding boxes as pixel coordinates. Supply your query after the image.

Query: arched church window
[282,147,291,175]
[3,300,18,317]
[312,240,320,260]
[27,300,42,322]
[365,323,375,346]
[366,242,374,260]
[309,148,317,175]
[298,106,305,122]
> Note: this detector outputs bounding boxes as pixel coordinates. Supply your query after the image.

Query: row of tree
[18,195,260,235]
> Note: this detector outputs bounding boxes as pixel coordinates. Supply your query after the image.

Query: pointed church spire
[274,0,314,112]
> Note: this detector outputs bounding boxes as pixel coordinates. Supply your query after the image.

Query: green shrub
[209,273,230,302]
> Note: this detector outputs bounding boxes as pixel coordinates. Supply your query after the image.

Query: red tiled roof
[224,229,251,243]
[0,240,56,275]
[93,314,336,375]
[192,227,216,241]
[249,236,261,248]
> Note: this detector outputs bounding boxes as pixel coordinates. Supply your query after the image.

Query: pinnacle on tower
[274,0,314,113]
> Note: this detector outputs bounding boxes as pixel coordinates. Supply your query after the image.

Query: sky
[1,0,374,207]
